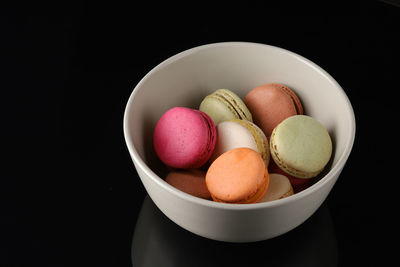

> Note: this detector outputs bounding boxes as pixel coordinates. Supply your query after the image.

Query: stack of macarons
[153,83,332,204]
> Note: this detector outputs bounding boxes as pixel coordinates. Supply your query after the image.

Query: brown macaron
[245,83,303,136]
[165,169,211,200]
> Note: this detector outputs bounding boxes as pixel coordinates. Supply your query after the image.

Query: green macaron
[199,89,252,125]
[270,115,332,179]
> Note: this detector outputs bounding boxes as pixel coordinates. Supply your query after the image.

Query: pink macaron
[153,107,217,169]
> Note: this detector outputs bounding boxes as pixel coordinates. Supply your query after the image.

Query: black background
[1,2,399,266]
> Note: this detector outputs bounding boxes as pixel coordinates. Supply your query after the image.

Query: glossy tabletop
[1,2,399,266]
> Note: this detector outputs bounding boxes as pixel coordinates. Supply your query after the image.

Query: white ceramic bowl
[124,42,355,242]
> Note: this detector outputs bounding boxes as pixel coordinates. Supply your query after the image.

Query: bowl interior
[124,42,355,195]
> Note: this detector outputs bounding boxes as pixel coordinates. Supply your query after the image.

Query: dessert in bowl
[123,42,355,242]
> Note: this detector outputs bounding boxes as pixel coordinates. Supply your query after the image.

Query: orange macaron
[206,148,269,204]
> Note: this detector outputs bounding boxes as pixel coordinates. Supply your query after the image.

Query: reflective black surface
[132,196,337,267]
[1,2,399,266]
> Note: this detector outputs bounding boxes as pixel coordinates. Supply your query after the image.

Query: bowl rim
[123,41,356,211]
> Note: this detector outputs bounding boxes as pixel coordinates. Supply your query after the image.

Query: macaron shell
[210,121,258,162]
[210,167,269,204]
[244,83,301,136]
[260,173,294,202]
[199,89,252,125]
[196,110,218,167]
[153,107,216,169]
[232,119,270,167]
[241,168,269,204]
[199,95,239,124]
[270,115,332,178]
[165,169,211,200]
[280,187,294,198]
[216,89,253,122]
[270,83,304,115]
[206,148,267,204]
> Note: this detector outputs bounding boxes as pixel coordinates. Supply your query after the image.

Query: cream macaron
[210,119,269,166]
[260,173,294,202]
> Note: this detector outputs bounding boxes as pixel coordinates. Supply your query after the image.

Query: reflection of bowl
[124,42,355,242]
[131,196,338,266]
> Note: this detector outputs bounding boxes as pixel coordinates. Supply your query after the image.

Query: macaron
[270,115,332,179]
[165,169,211,200]
[268,158,314,193]
[153,107,217,169]
[206,148,269,204]
[245,83,303,136]
[199,89,252,125]
[260,173,294,202]
[211,119,270,167]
